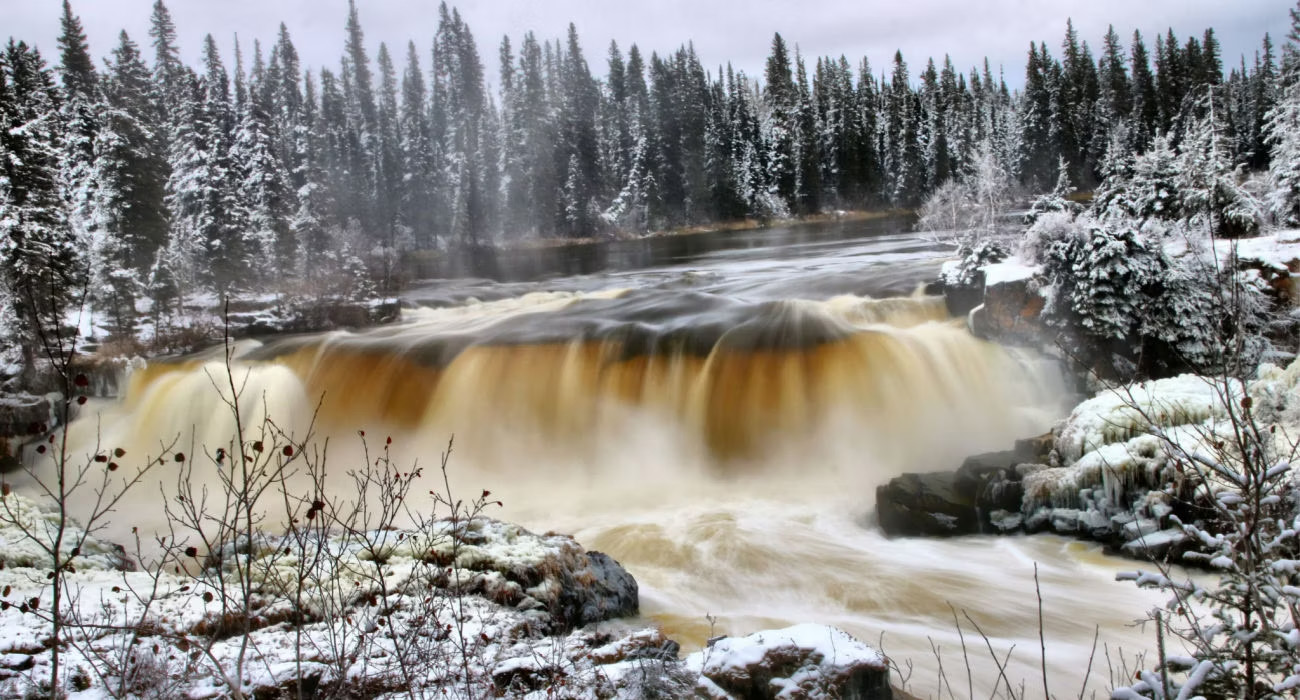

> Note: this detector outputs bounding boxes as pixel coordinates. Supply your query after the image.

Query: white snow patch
[982,257,1042,287]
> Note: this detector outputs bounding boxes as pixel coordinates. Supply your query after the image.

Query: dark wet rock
[875,471,978,537]
[939,277,985,317]
[876,442,1047,537]
[554,550,640,630]
[0,393,55,472]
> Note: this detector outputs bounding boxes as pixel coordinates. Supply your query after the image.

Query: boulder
[693,624,891,700]
[940,278,985,317]
[875,471,977,537]
[554,550,640,629]
[876,446,1040,537]
[968,277,1049,347]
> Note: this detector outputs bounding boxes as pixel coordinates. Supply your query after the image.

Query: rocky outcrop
[0,394,56,473]
[968,276,1049,348]
[0,495,905,698]
[690,624,891,700]
[875,435,1051,537]
[876,372,1248,561]
[226,297,402,336]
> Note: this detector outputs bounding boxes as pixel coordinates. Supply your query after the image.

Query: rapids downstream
[52,217,1168,696]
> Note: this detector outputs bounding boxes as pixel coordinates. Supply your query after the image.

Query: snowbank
[1215,230,1300,273]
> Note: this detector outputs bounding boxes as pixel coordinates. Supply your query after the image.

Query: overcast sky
[4,0,1291,90]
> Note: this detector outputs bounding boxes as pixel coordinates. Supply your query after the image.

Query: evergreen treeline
[0,0,1286,333]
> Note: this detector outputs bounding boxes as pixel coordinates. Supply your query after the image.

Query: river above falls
[50,216,1167,697]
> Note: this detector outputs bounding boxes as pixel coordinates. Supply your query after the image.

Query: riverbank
[879,229,1300,560]
[500,209,908,250]
[0,491,895,699]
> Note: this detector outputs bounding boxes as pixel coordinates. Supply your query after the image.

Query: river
[56,215,1167,697]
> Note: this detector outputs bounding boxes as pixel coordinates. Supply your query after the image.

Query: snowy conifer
[0,41,82,367]
[231,87,293,282]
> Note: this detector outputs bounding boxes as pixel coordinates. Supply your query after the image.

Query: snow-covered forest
[0,0,1291,346]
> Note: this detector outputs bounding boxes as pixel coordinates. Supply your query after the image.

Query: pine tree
[555,23,601,236]
[1181,86,1258,237]
[147,0,185,163]
[1128,135,1183,223]
[433,3,496,244]
[1268,46,1300,225]
[0,41,82,368]
[373,41,402,276]
[764,33,798,209]
[92,31,170,328]
[166,35,240,295]
[231,79,293,281]
[1021,42,1058,189]
[1250,34,1279,169]
[1130,31,1159,151]
[340,0,379,238]
[397,41,437,248]
[1094,25,1132,173]
[1057,20,1099,184]
[56,0,101,246]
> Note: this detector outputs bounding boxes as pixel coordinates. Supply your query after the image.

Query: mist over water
[44,218,1166,695]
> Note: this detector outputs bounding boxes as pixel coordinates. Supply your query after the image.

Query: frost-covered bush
[940,237,1009,289]
[1142,255,1233,372]
[1039,216,1270,380]
[917,179,981,235]
[1125,136,1184,225]
[918,138,1015,240]
[1023,157,1078,227]
[1019,210,1082,265]
[1114,383,1300,699]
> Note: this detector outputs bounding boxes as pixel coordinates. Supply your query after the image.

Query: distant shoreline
[495,209,911,251]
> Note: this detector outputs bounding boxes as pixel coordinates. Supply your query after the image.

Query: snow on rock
[1216,230,1300,274]
[0,503,657,698]
[1011,356,1300,558]
[686,624,890,700]
[0,493,129,572]
[1054,374,1234,464]
[981,256,1042,287]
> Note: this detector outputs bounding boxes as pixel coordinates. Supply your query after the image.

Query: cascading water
[37,221,1170,696]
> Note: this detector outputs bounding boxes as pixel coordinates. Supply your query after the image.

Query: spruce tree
[0,41,82,368]
[764,33,798,209]
[232,79,293,281]
[555,23,601,236]
[1021,43,1058,190]
[56,0,101,244]
[92,31,170,328]
[166,35,240,295]
[1268,33,1300,225]
[1130,30,1159,151]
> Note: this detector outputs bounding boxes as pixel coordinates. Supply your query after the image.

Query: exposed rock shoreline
[880,239,1300,563]
[0,493,896,699]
